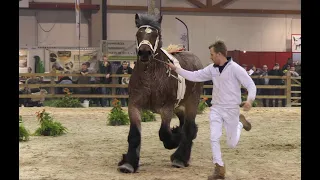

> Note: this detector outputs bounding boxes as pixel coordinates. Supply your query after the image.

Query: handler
[166,40,256,179]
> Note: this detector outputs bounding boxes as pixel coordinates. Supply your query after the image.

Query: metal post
[102,0,107,40]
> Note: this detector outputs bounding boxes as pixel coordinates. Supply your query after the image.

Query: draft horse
[117,13,204,173]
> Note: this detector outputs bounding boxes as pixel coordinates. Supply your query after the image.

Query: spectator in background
[248,64,262,76]
[80,62,89,74]
[281,64,291,107]
[268,63,285,107]
[241,64,248,94]
[251,65,262,76]
[98,55,112,107]
[86,61,100,106]
[294,61,301,75]
[241,64,248,71]
[250,65,262,94]
[116,61,133,106]
[259,65,270,107]
[290,66,299,77]
[283,64,291,74]
[116,61,133,84]
[290,66,300,101]
[56,76,73,94]
[247,65,255,76]
[77,62,91,103]
[282,58,293,72]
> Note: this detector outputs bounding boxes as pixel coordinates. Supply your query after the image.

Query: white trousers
[209,106,243,166]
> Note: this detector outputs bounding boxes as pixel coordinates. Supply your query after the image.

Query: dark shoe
[239,114,252,131]
[208,163,226,180]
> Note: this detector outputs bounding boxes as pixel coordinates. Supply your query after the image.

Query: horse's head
[135,13,162,63]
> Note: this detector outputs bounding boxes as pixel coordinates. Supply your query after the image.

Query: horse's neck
[152,50,167,68]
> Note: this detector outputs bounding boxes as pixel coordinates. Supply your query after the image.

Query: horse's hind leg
[170,96,199,168]
[118,105,142,173]
[159,106,181,150]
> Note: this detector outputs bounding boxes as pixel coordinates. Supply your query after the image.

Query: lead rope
[152,53,182,83]
[151,53,183,109]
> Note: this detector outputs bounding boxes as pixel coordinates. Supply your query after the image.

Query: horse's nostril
[138,50,152,56]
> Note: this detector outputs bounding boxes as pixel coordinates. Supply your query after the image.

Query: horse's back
[172,51,204,71]
[172,51,204,99]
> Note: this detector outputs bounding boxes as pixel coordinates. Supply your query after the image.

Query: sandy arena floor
[19,107,301,180]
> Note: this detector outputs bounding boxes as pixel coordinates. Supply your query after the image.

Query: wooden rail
[19,72,301,107]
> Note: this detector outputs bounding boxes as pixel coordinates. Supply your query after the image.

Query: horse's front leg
[118,105,142,173]
[159,105,182,150]
[171,95,199,168]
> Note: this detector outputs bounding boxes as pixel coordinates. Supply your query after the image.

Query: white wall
[229,0,300,10]
[19,0,301,66]
[106,0,300,65]
[31,0,85,3]
[19,9,89,47]
[107,0,300,10]
[19,13,37,47]
[107,0,195,7]
[107,13,301,65]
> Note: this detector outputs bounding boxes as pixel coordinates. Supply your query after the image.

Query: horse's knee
[174,112,185,127]
[159,125,181,149]
[159,125,170,142]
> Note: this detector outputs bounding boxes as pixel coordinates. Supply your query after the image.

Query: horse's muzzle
[138,50,152,62]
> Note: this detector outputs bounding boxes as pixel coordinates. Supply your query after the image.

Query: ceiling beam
[213,0,238,8]
[83,0,92,46]
[20,2,100,11]
[187,0,206,8]
[107,5,301,15]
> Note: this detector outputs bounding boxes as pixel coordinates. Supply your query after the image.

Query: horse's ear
[157,15,162,24]
[135,14,140,27]
[293,36,296,41]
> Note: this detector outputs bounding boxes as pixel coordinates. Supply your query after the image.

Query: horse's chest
[150,83,166,100]
[129,70,177,109]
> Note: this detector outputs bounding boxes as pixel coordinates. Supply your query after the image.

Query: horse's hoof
[118,163,134,173]
[171,159,186,168]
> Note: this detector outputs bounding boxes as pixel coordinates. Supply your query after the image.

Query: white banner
[291,34,301,53]
[75,0,81,39]
[175,17,189,51]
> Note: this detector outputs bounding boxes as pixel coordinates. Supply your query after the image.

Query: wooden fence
[19,72,301,107]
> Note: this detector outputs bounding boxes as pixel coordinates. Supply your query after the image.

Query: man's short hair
[208,40,227,57]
